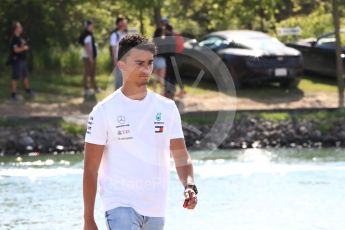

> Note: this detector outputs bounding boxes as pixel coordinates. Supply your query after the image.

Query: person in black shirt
[153,18,177,99]
[79,20,100,97]
[9,22,33,101]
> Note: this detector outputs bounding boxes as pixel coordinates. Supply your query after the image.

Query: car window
[228,41,248,49]
[199,36,229,50]
[316,32,345,48]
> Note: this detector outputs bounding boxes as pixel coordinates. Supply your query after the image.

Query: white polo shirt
[109,31,126,59]
[82,35,92,58]
[85,88,184,217]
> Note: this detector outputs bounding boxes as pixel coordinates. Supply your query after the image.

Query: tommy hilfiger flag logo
[155,126,164,133]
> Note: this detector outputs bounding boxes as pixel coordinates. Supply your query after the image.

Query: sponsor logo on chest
[154,112,164,133]
[114,112,165,141]
[115,115,133,140]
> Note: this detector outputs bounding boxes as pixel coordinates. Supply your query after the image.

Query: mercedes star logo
[117,115,126,124]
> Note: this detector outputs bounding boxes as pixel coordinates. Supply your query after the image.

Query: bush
[276,5,345,42]
[20,45,112,76]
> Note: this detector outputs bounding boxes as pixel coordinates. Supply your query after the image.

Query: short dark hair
[84,19,93,28]
[118,34,157,60]
[116,17,125,25]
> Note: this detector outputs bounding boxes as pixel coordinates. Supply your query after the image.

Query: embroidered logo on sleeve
[86,116,94,135]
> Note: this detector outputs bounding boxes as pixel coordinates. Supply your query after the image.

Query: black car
[287,30,345,77]
[178,30,303,88]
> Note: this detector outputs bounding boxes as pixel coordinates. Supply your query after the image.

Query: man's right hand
[83,143,104,230]
[89,58,95,64]
[84,218,98,230]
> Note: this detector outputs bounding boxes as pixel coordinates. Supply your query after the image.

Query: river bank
[1,109,345,156]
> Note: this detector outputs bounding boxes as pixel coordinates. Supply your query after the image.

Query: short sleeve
[85,105,107,145]
[84,35,92,44]
[169,103,184,139]
[110,33,118,46]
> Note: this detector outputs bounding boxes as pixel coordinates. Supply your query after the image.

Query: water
[1,148,345,230]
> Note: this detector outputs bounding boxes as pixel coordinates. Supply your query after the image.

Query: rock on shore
[1,113,345,155]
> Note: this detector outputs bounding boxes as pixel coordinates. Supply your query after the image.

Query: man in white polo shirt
[110,17,128,90]
[83,34,198,230]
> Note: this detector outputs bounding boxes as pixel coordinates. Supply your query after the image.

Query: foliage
[61,122,86,135]
[276,1,345,42]
[0,0,342,74]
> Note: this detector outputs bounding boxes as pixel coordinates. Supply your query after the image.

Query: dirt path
[178,90,339,112]
[0,97,95,117]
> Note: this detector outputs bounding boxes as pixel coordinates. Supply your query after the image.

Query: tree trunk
[332,0,344,109]
[139,7,144,35]
[153,6,161,28]
[259,3,265,31]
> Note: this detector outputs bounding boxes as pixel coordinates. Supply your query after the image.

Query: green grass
[180,110,345,127]
[299,75,338,92]
[255,112,291,121]
[176,78,219,94]
[0,72,112,103]
[314,123,332,134]
[249,110,345,123]
[181,112,218,125]
[0,118,19,127]
[0,117,62,128]
[0,117,85,135]
[61,121,86,135]
[237,85,303,100]
[299,110,345,121]
[0,70,340,104]
[236,75,338,100]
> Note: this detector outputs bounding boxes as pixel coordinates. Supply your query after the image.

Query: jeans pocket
[105,207,119,218]
[105,207,140,230]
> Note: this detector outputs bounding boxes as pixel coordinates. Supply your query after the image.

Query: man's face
[87,23,94,32]
[118,20,128,31]
[160,20,168,27]
[118,48,154,87]
[15,23,23,35]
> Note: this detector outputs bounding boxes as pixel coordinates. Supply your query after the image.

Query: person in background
[152,17,169,95]
[9,21,34,101]
[110,17,128,90]
[153,18,186,100]
[173,28,187,98]
[79,20,100,97]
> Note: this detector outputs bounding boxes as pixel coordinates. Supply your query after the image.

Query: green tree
[332,0,344,109]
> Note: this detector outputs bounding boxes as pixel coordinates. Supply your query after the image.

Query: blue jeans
[115,66,123,90]
[105,207,165,230]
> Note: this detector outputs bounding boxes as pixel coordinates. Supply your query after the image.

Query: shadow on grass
[181,74,305,104]
[236,83,305,104]
[0,73,110,103]
[180,77,220,91]
[302,72,337,86]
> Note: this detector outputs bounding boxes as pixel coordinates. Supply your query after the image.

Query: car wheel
[279,78,300,89]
